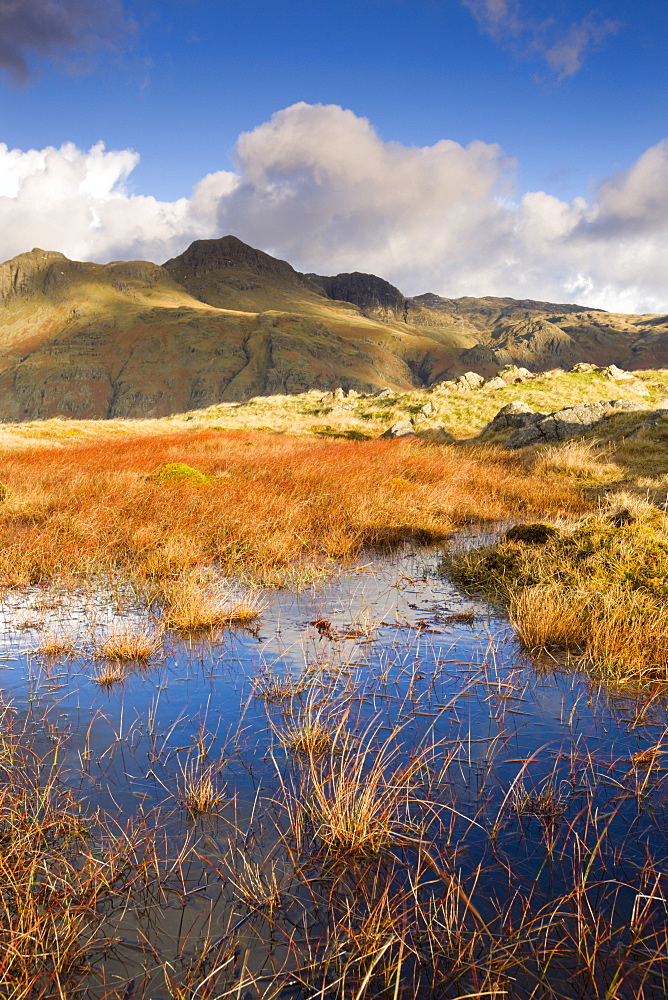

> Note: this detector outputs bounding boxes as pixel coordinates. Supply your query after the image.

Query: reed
[178,757,226,816]
[163,578,265,631]
[93,625,162,661]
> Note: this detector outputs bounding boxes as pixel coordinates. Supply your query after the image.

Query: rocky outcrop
[380,420,415,438]
[432,372,485,394]
[307,271,407,322]
[485,401,545,433]
[505,399,647,447]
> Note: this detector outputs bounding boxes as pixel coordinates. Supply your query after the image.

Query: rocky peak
[307,271,408,321]
[0,248,70,302]
[163,235,306,287]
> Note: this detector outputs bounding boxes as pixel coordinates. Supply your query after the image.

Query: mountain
[0,236,666,420]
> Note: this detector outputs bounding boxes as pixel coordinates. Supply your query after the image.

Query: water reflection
[1,541,668,998]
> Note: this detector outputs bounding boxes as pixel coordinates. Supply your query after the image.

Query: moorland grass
[0,430,581,590]
[448,503,668,683]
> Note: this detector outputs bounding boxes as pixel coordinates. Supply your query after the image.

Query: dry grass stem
[93,625,162,661]
[178,758,226,816]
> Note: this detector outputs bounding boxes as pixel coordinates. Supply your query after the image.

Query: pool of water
[2,535,668,998]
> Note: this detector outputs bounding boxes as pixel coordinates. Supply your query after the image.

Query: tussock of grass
[0,430,581,588]
[449,508,668,683]
[34,630,78,657]
[509,584,590,651]
[178,758,226,816]
[289,727,430,857]
[162,578,264,631]
[146,461,209,485]
[257,672,305,703]
[93,625,161,661]
[533,439,619,480]
[276,699,340,756]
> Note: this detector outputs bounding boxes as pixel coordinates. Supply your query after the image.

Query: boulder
[380,420,415,439]
[459,371,486,390]
[420,401,436,417]
[497,365,533,384]
[333,387,346,400]
[599,364,633,381]
[374,387,395,399]
[484,401,545,432]
[484,376,507,390]
[507,398,646,448]
[570,362,597,373]
[432,380,456,394]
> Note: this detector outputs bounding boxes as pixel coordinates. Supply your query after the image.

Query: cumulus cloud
[0,103,667,313]
[0,0,132,84]
[462,0,619,79]
[0,139,237,262]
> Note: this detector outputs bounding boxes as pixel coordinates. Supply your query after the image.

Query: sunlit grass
[0,429,582,589]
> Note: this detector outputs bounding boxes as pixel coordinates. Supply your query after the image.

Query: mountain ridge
[0,235,665,421]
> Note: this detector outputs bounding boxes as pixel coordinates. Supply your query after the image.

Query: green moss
[505,523,558,544]
[449,515,668,601]
[146,462,209,485]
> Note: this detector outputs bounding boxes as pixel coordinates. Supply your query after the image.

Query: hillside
[0,235,666,420]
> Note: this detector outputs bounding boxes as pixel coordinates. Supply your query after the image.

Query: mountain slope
[0,237,667,421]
[0,243,464,419]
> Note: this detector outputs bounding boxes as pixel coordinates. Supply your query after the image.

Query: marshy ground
[3,393,668,998]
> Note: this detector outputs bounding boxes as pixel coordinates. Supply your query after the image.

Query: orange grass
[0,430,582,588]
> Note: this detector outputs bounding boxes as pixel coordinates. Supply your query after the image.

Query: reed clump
[178,758,226,816]
[0,709,143,999]
[93,625,162,661]
[287,728,429,857]
[448,505,668,683]
[162,577,264,631]
[35,629,79,657]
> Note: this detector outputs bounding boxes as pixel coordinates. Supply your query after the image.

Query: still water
[2,534,668,998]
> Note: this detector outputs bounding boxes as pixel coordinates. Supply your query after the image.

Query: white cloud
[0,103,667,314]
[462,0,619,79]
[0,139,237,262]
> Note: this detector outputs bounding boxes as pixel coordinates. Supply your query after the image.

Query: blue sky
[0,0,667,311]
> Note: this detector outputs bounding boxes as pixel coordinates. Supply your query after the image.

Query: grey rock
[432,380,456,394]
[599,364,632,381]
[374,387,395,399]
[507,398,647,448]
[380,420,415,439]
[485,400,545,432]
[484,376,507,390]
[497,365,533,384]
[459,371,486,390]
[420,401,436,417]
[333,387,345,401]
[570,362,598,373]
